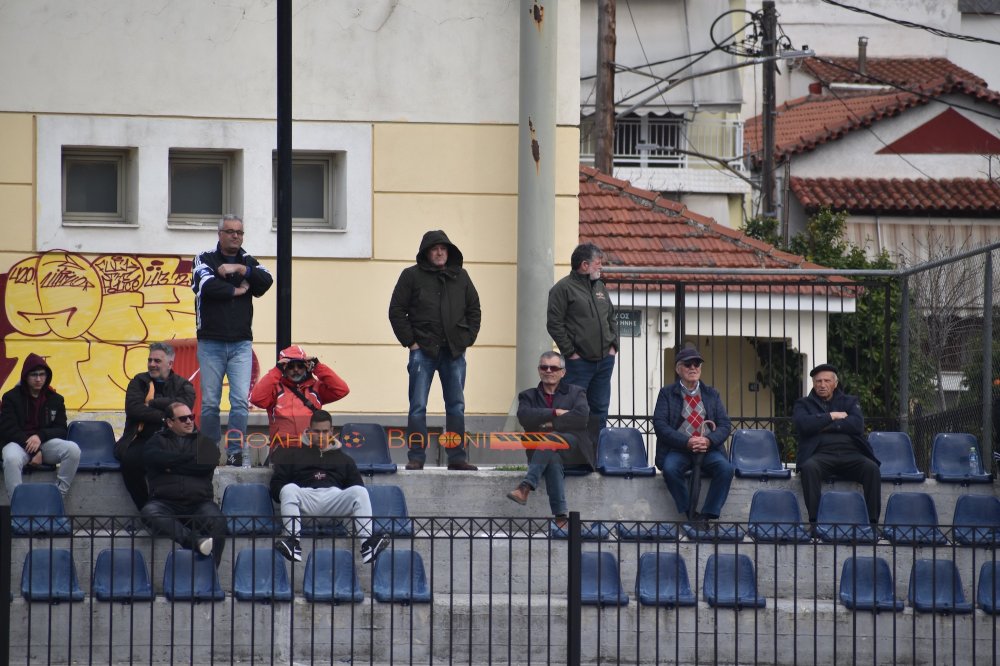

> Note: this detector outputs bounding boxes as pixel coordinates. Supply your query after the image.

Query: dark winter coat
[143,429,219,504]
[546,270,619,362]
[652,381,733,470]
[792,387,879,466]
[0,353,68,447]
[269,444,365,503]
[516,381,593,468]
[115,371,196,459]
[192,243,273,341]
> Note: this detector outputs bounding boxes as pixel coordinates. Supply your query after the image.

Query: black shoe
[447,461,479,471]
[226,452,243,467]
[274,537,302,562]
[405,460,424,470]
[360,534,389,564]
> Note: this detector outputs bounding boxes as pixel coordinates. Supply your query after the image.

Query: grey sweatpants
[278,484,373,538]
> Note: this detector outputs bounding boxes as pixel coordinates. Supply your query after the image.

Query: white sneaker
[197,537,214,557]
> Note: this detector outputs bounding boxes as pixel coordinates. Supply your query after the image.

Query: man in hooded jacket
[388,230,481,470]
[0,353,80,500]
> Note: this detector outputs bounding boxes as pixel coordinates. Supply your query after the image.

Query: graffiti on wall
[0,251,195,410]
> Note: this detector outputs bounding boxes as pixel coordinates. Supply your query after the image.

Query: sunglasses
[171,414,195,423]
[538,364,564,372]
[680,360,703,369]
[284,361,307,370]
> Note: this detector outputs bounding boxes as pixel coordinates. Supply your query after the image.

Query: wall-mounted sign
[616,310,642,338]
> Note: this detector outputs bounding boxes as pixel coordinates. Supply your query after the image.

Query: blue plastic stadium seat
[92,548,154,602]
[11,483,72,536]
[815,491,877,544]
[977,561,1000,614]
[299,516,349,537]
[880,492,948,545]
[867,432,924,483]
[339,422,397,475]
[303,549,363,604]
[367,485,414,537]
[729,429,791,480]
[930,433,992,484]
[616,521,678,542]
[907,558,972,613]
[580,551,629,606]
[372,549,431,603]
[233,548,292,602]
[635,552,696,607]
[703,553,765,608]
[747,489,811,543]
[68,420,121,472]
[549,520,611,541]
[595,428,656,478]
[222,483,279,535]
[839,556,903,612]
[951,494,1000,546]
[21,549,85,602]
[163,549,225,601]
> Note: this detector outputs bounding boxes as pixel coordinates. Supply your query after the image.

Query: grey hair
[148,341,175,361]
[218,214,243,230]
[539,351,565,369]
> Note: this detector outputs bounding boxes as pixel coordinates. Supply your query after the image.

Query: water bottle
[969,446,980,475]
[242,438,252,469]
[619,443,632,469]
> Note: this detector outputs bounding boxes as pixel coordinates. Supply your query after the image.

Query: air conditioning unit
[658,312,673,336]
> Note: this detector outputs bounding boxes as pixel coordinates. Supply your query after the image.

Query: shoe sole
[274,543,302,562]
[361,535,389,564]
[506,492,527,506]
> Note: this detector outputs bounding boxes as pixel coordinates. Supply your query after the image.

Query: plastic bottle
[242,439,252,469]
[620,443,632,469]
[969,446,980,475]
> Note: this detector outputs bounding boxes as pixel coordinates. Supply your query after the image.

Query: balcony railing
[580,116,745,171]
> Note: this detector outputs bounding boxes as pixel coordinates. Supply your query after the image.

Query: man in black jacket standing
[0,353,80,501]
[116,341,196,509]
[793,364,881,526]
[192,214,273,466]
[270,410,388,564]
[388,230,481,471]
[141,402,226,566]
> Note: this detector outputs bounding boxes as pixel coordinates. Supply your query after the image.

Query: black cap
[809,363,838,378]
[675,347,704,365]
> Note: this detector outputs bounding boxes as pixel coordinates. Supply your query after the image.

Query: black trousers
[799,447,881,523]
[141,499,227,566]
[121,443,149,510]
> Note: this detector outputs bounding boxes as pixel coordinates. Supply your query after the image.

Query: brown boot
[405,460,424,470]
[506,482,532,505]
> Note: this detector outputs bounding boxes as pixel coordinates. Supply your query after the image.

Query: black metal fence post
[1,504,10,666]
[567,511,582,666]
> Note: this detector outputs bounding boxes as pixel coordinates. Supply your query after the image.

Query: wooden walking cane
[686,419,716,521]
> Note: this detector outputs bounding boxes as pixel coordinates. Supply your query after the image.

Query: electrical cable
[819,0,1000,47]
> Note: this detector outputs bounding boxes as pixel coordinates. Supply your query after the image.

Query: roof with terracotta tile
[798,57,987,89]
[744,78,1000,164]
[578,166,851,288]
[790,177,1000,216]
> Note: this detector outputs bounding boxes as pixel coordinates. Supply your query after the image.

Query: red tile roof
[799,57,987,89]
[578,166,848,287]
[790,177,1000,216]
[744,78,1000,164]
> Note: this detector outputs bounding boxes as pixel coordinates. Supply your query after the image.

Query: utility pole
[593,0,616,174]
[761,1,777,227]
[276,0,292,355]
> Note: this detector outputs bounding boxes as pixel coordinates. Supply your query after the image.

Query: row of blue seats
[56,421,996,483]
[19,545,427,604]
[585,551,1000,614]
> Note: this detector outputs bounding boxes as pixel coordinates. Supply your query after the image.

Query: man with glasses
[652,347,734,525]
[192,214,273,466]
[250,344,350,451]
[270,410,388,564]
[116,341,196,509]
[141,402,227,565]
[506,352,591,529]
[0,353,80,500]
[546,243,618,444]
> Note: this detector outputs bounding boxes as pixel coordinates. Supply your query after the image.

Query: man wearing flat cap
[652,347,733,523]
[793,364,881,527]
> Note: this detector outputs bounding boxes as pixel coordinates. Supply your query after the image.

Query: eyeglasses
[538,364,564,373]
[171,414,195,423]
[27,371,47,379]
[680,360,703,369]
[219,229,245,237]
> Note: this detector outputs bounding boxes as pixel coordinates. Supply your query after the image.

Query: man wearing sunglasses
[192,214,273,466]
[506,352,591,528]
[652,347,734,525]
[250,344,350,452]
[141,402,227,566]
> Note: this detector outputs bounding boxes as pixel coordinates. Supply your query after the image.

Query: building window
[169,150,235,226]
[62,148,130,225]
[272,151,343,229]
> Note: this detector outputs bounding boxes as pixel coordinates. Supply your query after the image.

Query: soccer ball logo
[342,430,365,449]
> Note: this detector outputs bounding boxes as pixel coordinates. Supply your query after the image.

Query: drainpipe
[516,1,558,393]
[858,36,868,77]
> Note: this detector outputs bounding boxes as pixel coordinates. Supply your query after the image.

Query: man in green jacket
[388,230,481,471]
[547,243,619,443]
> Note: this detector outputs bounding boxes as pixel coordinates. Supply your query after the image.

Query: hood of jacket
[20,353,52,391]
[416,230,464,273]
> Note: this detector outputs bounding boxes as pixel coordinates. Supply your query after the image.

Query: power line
[819,0,1000,47]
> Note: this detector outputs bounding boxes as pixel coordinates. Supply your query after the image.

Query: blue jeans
[406,347,468,463]
[564,354,616,432]
[197,339,253,454]
[661,448,734,518]
[523,449,567,516]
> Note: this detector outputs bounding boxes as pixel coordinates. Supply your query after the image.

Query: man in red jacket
[250,345,349,453]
